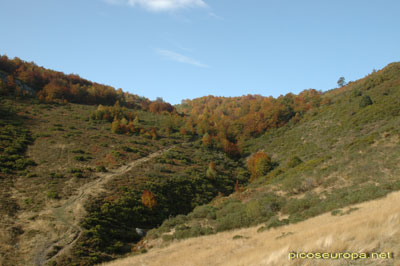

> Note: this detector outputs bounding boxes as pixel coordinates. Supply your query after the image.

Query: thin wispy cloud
[156,49,209,68]
[208,11,223,20]
[105,0,207,12]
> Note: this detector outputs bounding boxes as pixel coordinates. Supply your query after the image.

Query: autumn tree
[206,162,217,179]
[149,127,158,140]
[222,139,240,158]
[247,151,272,182]
[111,117,122,134]
[201,133,213,148]
[141,190,157,209]
[5,75,16,94]
[0,79,5,95]
[133,115,140,126]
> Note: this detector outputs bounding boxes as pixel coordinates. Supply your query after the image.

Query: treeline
[0,54,174,113]
[178,91,331,157]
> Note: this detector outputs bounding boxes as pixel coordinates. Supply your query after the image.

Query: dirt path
[32,147,171,265]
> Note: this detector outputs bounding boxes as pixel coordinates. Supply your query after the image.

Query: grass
[3,63,400,266]
[100,190,400,266]
[138,63,400,246]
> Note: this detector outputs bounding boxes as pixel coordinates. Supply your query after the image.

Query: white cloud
[105,0,207,12]
[208,11,223,20]
[156,49,209,68]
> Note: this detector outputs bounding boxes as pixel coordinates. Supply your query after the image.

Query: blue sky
[1,0,399,104]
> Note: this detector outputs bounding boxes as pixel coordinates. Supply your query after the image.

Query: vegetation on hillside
[0,54,174,113]
[0,100,35,173]
[1,54,400,266]
[177,89,330,157]
[144,62,400,246]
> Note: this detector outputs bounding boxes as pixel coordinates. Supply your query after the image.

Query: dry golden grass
[101,191,400,266]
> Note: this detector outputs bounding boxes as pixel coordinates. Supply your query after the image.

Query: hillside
[0,56,400,266]
[142,62,400,242]
[102,190,400,266]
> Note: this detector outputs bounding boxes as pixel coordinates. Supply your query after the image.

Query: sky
[1,0,400,104]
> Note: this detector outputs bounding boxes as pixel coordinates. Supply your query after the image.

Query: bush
[161,234,174,242]
[96,166,107,172]
[189,205,217,219]
[74,155,92,161]
[69,168,83,173]
[49,172,64,178]
[286,156,303,168]
[216,211,251,232]
[74,172,85,178]
[47,190,60,199]
[359,95,373,108]
[71,149,86,154]
[265,216,289,229]
[174,225,213,240]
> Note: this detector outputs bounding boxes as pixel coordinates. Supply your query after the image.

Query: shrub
[162,234,174,242]
[69,168,83,173]
[247,151,272,182]
[47,190,60,199]
[265,216,289,229]
[74,155,92,161]
[96,166,107,172]
[49,172,64,178]
[72,149,86,154]
[359,95,373,108]
[74,172,85,178]
[286,156,303,168]
[189,205,217,219]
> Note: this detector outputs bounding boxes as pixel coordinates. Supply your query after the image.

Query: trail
[33,147,171,266]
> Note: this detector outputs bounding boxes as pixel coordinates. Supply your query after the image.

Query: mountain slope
[133,62,400,259]
[1,57,400,266]
[102,190,400,266]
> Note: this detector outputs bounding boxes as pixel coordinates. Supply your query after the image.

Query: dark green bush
[359,95,373,108]
[74,155,92,161]
[96,166,107,172]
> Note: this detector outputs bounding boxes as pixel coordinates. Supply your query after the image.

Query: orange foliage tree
[141,190,157,209]
[0,54,177,113]
[247,151,272,182]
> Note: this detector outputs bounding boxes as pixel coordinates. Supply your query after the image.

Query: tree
[201,133,213,148]
[133,115,140,126]
[141,190,157,209]
[206,162,217,179]
[111,117,122,134]
[247,151,272,182]
[0,79,6,95]
[5,75,16,93]
[337,77,346,87]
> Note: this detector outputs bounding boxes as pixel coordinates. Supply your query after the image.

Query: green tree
[337,77,346,87]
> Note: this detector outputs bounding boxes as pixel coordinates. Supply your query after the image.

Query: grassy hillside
[1,58,400,266]
[0,98,185,265]
[0,98,246,265]
[141,62,400,250]
[102,190,400,266]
